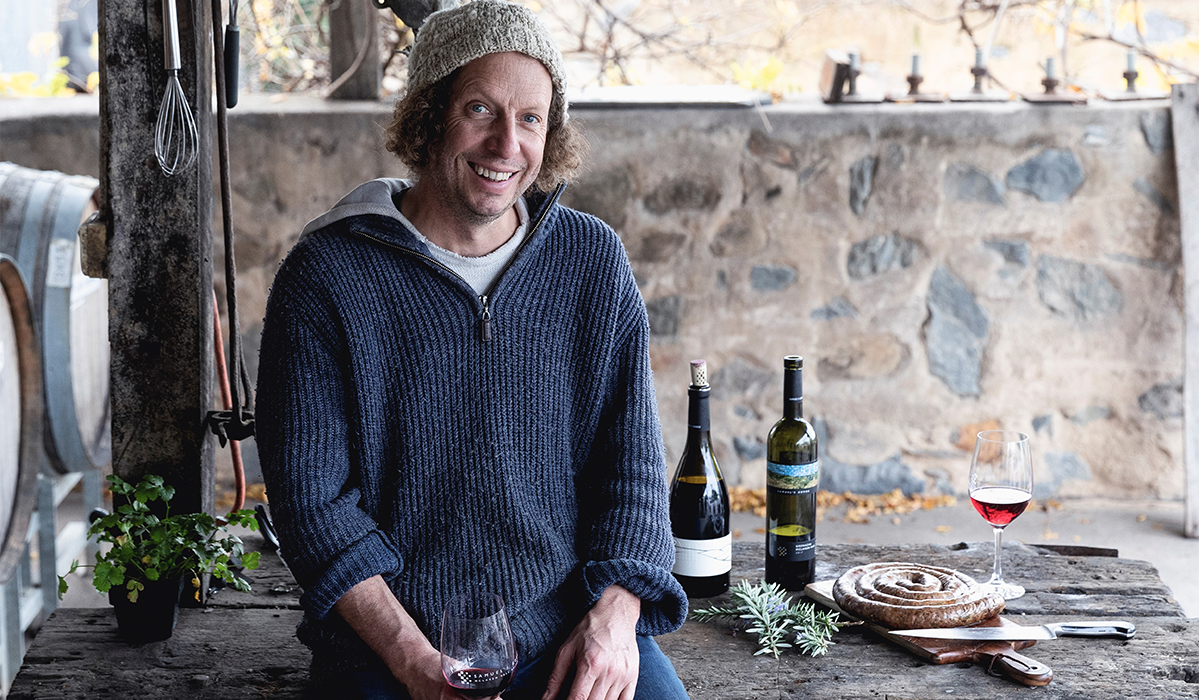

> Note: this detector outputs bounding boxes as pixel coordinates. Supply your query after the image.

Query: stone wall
[0,95,1183,499]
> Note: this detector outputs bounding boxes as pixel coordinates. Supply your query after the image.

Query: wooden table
[10,540,1199,699]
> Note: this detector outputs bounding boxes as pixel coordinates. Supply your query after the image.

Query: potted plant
[61,474,261,642]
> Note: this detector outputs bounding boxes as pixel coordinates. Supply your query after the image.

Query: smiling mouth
[472,163,515,183]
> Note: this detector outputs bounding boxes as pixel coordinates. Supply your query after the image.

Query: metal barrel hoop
[0,164,109,474]
[0,255,42,585]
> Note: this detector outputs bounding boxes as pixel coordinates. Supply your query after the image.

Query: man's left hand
[541,584,641,700]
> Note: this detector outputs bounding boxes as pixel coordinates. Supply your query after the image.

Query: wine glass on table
[441,591,518,698]
[969,430,1033,600]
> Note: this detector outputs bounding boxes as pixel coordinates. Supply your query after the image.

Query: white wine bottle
[669,359,731,598]
[765,355,818,590]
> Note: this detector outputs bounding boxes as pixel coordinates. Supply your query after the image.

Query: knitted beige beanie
[407,0,567,124]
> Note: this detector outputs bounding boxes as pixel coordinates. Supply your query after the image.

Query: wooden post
[1174,83,1199,539]
[98,0,215,516]
[328,0,380,100]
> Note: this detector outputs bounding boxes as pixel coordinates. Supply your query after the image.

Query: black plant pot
[109,575,185,643]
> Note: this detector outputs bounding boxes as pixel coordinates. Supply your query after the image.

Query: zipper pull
[479,295,492,342]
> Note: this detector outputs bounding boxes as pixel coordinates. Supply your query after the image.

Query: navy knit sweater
[256,180,688,679]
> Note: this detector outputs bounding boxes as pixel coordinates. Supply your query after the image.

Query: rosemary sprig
[692,580,845,659]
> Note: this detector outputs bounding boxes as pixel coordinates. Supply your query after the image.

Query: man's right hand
[333,576,503,700]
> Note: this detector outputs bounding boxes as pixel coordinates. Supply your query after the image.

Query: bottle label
[673,535,732,577]
[768,534,816,562]
[767,459,819,491]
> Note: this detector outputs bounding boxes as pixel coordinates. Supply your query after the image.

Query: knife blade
[890,620,1136,641]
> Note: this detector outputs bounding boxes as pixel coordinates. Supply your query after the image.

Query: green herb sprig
[59,474,261,603]
[692,580,846,658]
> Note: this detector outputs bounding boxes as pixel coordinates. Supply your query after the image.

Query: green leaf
[241,551,261,570]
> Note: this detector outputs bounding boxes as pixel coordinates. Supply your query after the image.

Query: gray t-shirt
[392,194,529,297]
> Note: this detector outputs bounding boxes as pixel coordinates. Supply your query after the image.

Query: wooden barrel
[0,163,109,474]
[0,256,41,584]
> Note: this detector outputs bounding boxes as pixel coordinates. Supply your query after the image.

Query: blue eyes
[466,104,542,124]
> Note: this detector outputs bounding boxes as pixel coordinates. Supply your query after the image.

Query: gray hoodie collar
[299,178,414,238]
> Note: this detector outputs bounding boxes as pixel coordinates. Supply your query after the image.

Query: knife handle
[985,649,1053,687]
[1048,620,1136,639]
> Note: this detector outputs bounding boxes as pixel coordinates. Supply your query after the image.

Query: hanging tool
[225,0,240,107]
[154,0,199,176]
[206,0,255,472]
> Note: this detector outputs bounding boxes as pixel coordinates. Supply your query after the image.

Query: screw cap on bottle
[689,359,708,388]
[783,355,803,370]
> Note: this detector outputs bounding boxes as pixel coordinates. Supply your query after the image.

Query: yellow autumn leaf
[87,71,99,92]
[731,57,784,92]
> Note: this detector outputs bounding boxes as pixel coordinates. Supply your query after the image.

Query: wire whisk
[155,0,198,176]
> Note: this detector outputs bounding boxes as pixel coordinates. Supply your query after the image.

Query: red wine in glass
[445,667,515,698]
[970,486,1031,527]
[441,591,517,699]
[968,430,1033,600]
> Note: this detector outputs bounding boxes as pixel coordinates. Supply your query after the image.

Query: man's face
[423,52,553,227]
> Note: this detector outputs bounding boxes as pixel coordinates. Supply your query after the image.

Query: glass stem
[992,525,1004,582]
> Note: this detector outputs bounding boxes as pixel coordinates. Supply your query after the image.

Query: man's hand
[334,576,502,700]
[542,585,641,700]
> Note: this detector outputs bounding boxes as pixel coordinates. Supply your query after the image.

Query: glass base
[987,576,1025,600]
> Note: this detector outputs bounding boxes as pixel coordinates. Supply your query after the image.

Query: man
[255,2,690,699]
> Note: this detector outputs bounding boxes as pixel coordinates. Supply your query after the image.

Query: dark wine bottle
[669,359,731,598]
[765,355,818,591]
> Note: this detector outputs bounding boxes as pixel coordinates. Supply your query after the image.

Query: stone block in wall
[1005,149,1085,203]
[811,296,857,320]
[630,229,688,263]
[646,295,680,339]
[818,334,907,381]
[847,232,919,279]
[1036,451,1093,497]
[944,163,1005,205]
[644,176,721,215]
[710,209,766,258]
[1133,177,1176,216]
[711,357,773,400]
[1138,379,1183,419]
[1139,110,1173,155]
[925,266,989,397]
[849,155,878,216]
[1035,255,1122,319]
[750,264,797,292]
[814,418,925,495]
[561,167,632,231]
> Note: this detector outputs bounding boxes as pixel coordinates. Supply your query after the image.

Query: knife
[890,620,1136,641]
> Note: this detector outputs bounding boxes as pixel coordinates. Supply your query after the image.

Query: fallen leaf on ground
[732,529,742,538]
[1077,518,1090,525]
[1073,535,1081,542]
[891,517,901,525]
[754,527,766,534]
[935,525,952,533]
[1137,514,1147,522]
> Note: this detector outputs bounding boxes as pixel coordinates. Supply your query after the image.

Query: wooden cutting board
[805,580,1053,686]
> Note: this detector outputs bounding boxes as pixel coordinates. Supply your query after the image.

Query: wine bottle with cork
[669,359,731,598]
[765,355,819,590]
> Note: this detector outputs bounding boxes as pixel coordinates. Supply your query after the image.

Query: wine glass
[968,430,1033,600]
[440,591,518,698]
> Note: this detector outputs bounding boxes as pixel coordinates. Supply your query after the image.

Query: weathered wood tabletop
[9,540,1199,699]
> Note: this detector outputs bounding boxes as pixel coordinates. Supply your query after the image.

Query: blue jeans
[320,635,689,700]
